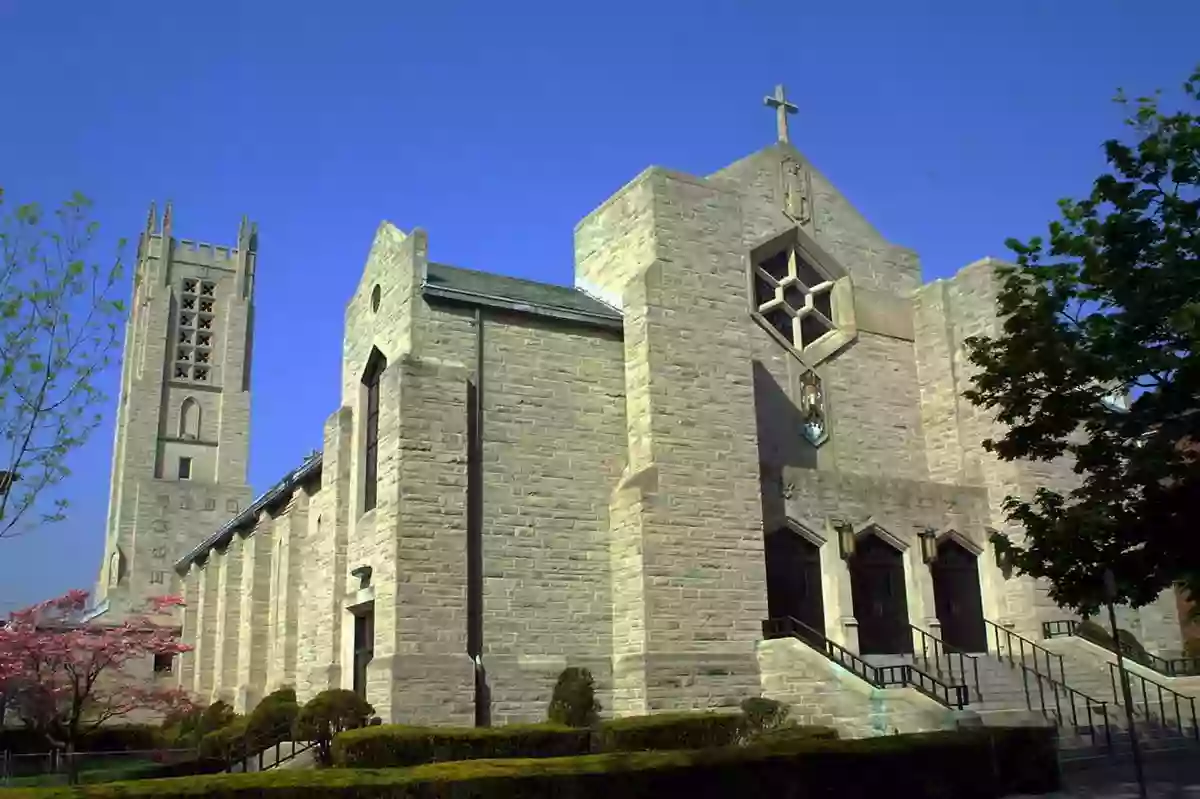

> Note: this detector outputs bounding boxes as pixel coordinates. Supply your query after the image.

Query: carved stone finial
[162,201,173,235]
[146,201,158,234]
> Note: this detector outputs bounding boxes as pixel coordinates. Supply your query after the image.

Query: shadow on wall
[753,360,817,523]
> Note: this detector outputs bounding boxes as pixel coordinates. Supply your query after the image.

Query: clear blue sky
[0,0,1196,610]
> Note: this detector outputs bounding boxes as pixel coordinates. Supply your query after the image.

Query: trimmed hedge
[744,724,840,747]
[0,725,163,754]
[330,712,839,768]
[331,723,590,768]
[0,727,1060,798]
[597,712,749,752]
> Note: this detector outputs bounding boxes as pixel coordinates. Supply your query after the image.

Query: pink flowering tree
[0,589,193,753]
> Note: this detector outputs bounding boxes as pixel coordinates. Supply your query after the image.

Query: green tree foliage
[546,667,600,728]
[963,66,1200,614]
[246,686,299,745]
[0,189,125,540]
[292,689,375,766]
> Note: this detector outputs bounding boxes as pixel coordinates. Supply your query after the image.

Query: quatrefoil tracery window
[173,279,218,384]
[754,248,835,351]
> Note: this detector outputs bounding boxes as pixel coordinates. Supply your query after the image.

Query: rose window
[753,247,835,351]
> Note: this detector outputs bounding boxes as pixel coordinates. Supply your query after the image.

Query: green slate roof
[423,262,622,329]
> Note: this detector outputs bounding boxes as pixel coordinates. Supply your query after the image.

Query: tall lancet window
[179,398,201,440]
[362,348,386,513]
[108,549,122,587]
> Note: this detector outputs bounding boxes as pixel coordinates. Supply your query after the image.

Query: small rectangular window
[150,570,166,584]
[178,457,192,480]
[153,653,174,674]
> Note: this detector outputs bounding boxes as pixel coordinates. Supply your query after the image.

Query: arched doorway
[765,529,825,646]
[931,538,988,653]
[850,532,911,655]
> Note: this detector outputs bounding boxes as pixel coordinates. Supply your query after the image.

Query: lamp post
[1104,568,1147,799]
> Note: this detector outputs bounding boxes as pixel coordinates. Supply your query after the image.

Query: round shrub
[197,716,249,761]
[246,686,299,747]
[739,697,790,736]
[546,667,601,728]
[293,689,375,766]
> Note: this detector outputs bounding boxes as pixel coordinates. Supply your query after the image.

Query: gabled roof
[422,262,622,330]
[173,452,323,574]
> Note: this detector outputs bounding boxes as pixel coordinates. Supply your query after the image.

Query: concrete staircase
[905,624,1119,757]
[1041,634,1200,753]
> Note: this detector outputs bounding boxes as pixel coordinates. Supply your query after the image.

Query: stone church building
[93,87,1186,729]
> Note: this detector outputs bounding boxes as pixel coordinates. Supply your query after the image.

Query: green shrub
[597,711,747,752]
[0,725,163,754]
[159,706,206,749]
[196,701,237,739]
[1077,618,1113,647]
[738,697,790,735]
[546,667,601,728]
[197,717,249,761]
[1078,619,1154,665]
[0,726,1060,798]
[331,723,591,768]
[246,687,299,747]
[1116,629,1152,663]
[293,689,375,766]
[743,724,839,747]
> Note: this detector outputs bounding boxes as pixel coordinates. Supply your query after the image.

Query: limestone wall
[296,411,351,700]
[575,167,771,716]
[418,305,627,723]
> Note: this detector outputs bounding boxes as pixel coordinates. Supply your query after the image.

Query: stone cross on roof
[764,84,798,144]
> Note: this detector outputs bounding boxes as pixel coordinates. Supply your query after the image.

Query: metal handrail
[221,719,316,774]
[985,618,1068,685]
[1044,619,1200,677]
[1108,661,1200,742]
[982,618,1112,751]
[762,616,969,709]
[1018,659,1114,751]
[909,624,982,702]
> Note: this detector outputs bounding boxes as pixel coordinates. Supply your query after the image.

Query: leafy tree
[963,66,1200,615]
[0,189,125,540]
[0,590,192,758]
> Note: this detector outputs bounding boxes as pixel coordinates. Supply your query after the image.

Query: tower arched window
[179,397,201,440]
[362,348,387,513]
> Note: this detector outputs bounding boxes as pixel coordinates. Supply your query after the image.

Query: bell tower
[93,203,256,618]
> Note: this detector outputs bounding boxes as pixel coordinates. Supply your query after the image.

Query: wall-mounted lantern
[350,565,373,590]
[918,527,939,565]
[991,545,1015,580]
[832,518,856,561]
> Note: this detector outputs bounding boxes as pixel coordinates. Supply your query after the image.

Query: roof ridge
[427,261,581,293]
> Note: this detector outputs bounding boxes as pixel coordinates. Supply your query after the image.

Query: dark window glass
[362,350,386,512]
